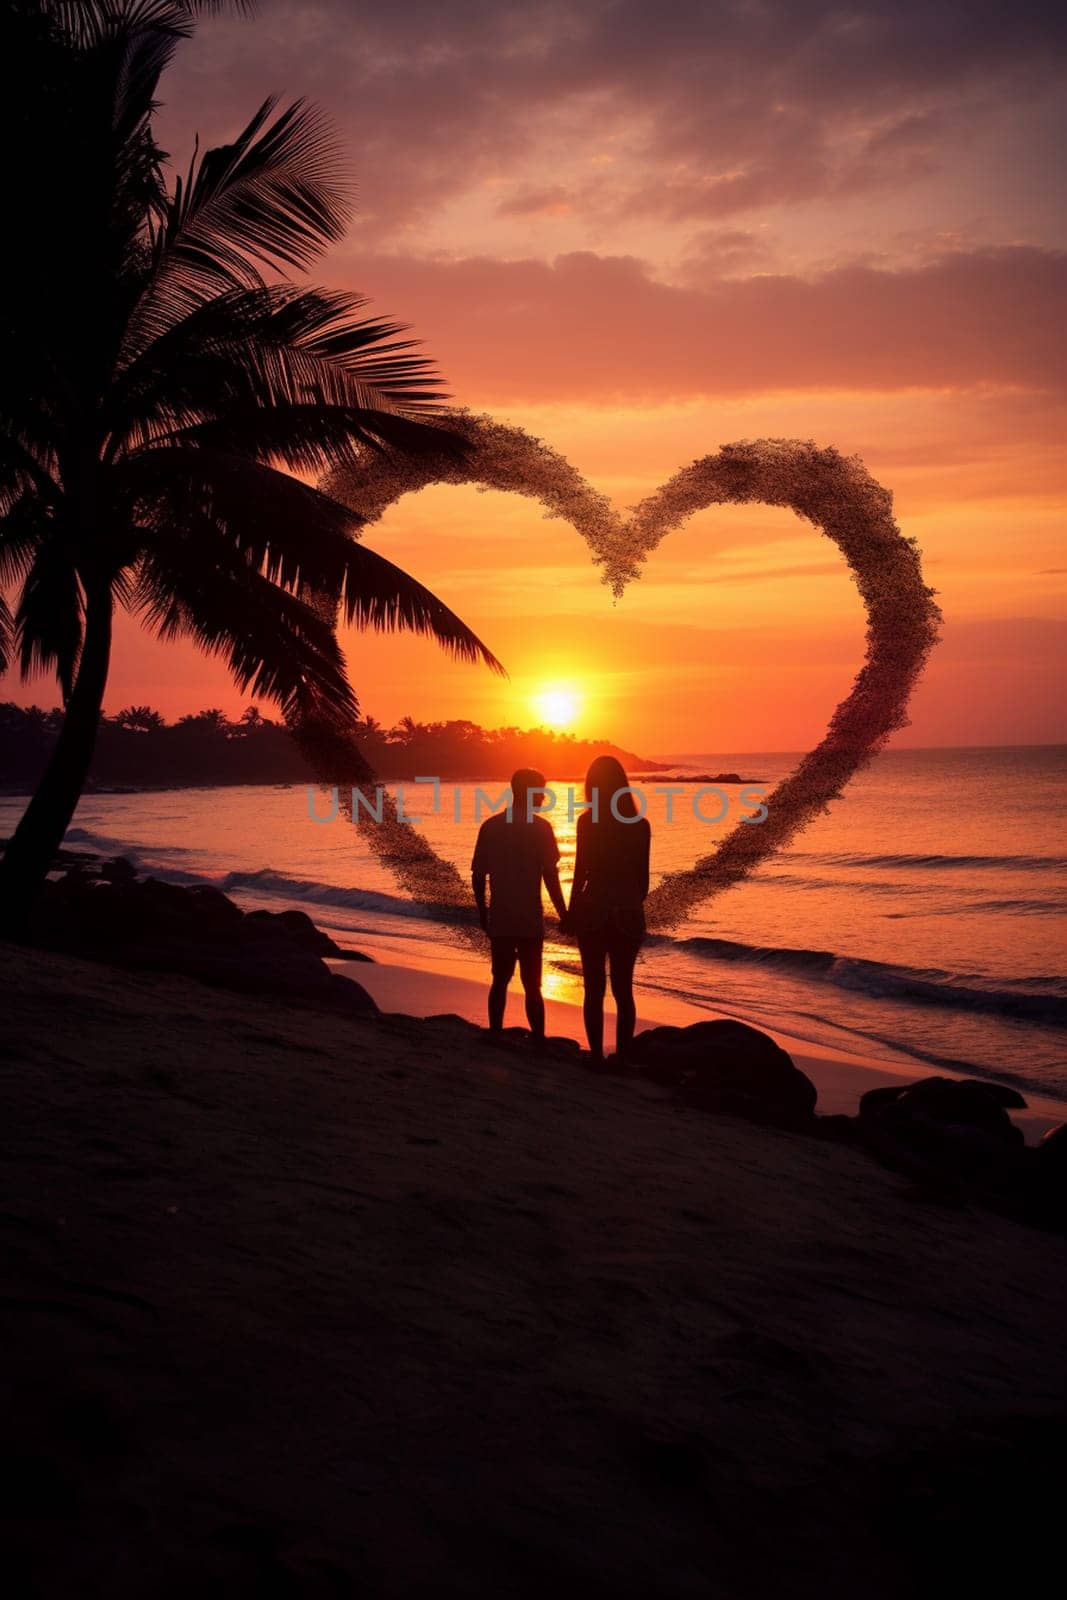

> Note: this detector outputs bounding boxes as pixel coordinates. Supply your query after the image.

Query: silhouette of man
[471,767,567,1037]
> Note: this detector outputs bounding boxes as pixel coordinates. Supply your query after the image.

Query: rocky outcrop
[630,1019,818,1130]
[859,1076,1027,1128]
[847,1074,1067,1231]
[23,862,377,1017]
[858,1075,1025,1186]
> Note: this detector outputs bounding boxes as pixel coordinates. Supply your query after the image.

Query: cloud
[678,228,778,282]
[335,244,1067,403]
[160,0,1067,241]
[496,185,575,219]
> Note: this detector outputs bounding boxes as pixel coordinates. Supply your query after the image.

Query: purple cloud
[159,0,1067,240]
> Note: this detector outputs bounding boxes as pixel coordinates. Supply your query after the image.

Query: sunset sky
[8,0,1067,753]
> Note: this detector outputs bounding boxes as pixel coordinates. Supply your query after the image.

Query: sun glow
[532,686,581,729]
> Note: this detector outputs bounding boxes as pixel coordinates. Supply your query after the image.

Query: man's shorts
[490,936,543,985]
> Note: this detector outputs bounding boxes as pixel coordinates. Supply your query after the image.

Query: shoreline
[334,948,1067,1142]
[11,829,1065,1140]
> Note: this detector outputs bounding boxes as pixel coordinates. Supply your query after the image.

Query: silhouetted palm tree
[114,705,165,733]
[0,2,500,924]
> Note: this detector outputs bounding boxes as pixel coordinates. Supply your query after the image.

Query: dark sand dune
[2,943,1065,1597]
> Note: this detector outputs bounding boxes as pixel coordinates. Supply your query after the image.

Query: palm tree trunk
[0,582,113,935]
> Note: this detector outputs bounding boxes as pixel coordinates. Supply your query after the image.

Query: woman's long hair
[584,754,639,821]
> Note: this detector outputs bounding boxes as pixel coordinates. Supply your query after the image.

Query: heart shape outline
[290,413,941,946]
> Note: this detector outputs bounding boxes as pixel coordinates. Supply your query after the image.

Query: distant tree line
[0,704,655,791]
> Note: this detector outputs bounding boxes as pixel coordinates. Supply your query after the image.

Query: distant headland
[0,703,660,792]
[1,704,766,793]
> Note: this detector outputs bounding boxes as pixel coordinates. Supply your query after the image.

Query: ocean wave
[219,869,474,925]
[967,898,1067,915]
[659,933,1067,1021]
[762,879,1062,914]
[64,825,192,856]
[633,971,1028,1086]
[784,1015,1039,1092]
[784,850,1067,872]
[59,840,475,925]
[756,871,931,895]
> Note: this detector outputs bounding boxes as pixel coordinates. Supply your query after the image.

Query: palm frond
[133,548,358,721]
[0,432,62,518]
[129,98,351,349]
[120,445,362,593]
[0,593,11,676]
[112,285,449,452]
[41,2,254,48]
[149,405,466,473]
[122,448,501,671]
[0,492,51,587]
[332,541,505,674]
[110,17,182,148]
[15,544,83,697]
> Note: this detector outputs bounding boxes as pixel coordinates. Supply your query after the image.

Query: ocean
[6,745,1065,1098]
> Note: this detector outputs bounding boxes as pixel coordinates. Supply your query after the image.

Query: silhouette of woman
[567,755,651,1063]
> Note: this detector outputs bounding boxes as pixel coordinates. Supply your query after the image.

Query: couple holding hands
[472,756,650,1064]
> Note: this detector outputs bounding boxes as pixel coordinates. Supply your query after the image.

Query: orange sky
[4,1,1065,753]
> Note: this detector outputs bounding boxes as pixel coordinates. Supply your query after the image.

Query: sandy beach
[3,938,1066,1597]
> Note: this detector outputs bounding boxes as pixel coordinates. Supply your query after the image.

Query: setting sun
[532,686,581,729]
